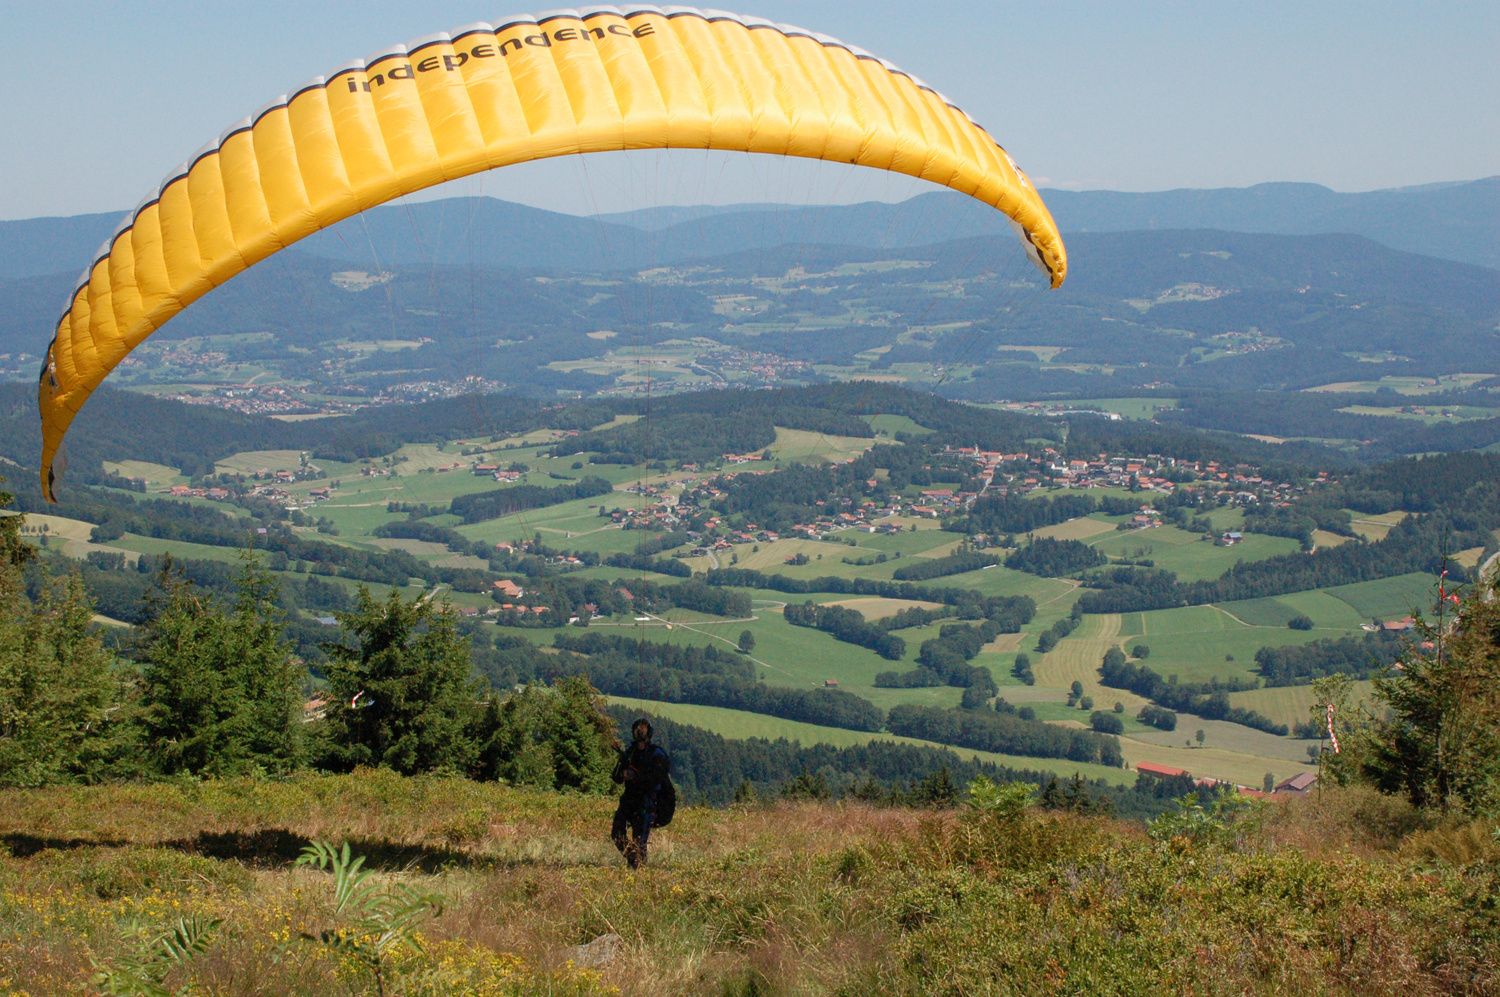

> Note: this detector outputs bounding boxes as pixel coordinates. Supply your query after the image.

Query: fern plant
[91,916,222,997]
[295,840,443,997]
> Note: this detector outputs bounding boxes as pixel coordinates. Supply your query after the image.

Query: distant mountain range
[3,177,1497,283]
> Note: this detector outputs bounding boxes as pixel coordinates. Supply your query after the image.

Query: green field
[1230,681,1376,733]
[605,695,1132,785]
[1113,603,1361,686]
[1325,572,1439,619]
[1070,397,1180,420]
[760,427,874,464]
[1090,526,1303,582]
[1216,590,1369,631]
[863,413,934,436]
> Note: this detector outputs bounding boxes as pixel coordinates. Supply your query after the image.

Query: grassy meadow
[2,775,1494,997]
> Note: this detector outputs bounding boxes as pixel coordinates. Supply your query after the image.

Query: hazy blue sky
[3,1,1496,220]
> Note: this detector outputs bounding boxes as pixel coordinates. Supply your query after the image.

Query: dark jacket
[612,740,670,805]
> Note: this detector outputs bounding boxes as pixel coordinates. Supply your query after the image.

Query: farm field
[1031,515,1118,542]
[1070,397,1181,420]
[821,597,945,619]
[1215,591,1368,631]
[1311,529,1354,549]
[605,694,1132,786]
[101,459,186,487]
[214,449,307,475]
[1089,526,1303,582]
[1325,572,1440,620]
[759,426,874,463]
[1230,681,1376,733]
[1108,603,1364,686]
[111,533,258,565]
[1346,509,1407,541]
[862,413,933,436]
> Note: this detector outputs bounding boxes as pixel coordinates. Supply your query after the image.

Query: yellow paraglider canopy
[39,5,1067,500]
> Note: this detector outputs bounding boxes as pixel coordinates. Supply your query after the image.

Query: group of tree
[1241,503,1355,551]
[1341,586,1500,814]
[783,601,906,660]
[951,494,1101,536]
[877,620,1002,707]
[886,703,1123,767]
[1097,647,1287,735]
[704,567,1035,631]
[1005,537,1108,578]
[1036,605,1084,653]
[0,557,611,790]
[879,604,953,631]
[0,469,624,791]
[890,551,998,582]
[448,476,613,525]
[1136,704,1178,731]
[1254,632,1403,686]
[493,575,750,627]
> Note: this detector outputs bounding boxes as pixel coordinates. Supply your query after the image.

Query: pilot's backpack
[653,749,676,828]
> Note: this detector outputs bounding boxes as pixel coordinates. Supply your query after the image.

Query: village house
[1274,773,1317,796]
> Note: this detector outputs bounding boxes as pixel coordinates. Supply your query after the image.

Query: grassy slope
[2,776,1485,997]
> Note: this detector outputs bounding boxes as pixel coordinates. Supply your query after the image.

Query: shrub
[1288,614,1314,630]
[1090,711,1124,735]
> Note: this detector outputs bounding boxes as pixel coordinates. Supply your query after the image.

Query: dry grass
[820,598,944,620]
[214,450,307,475]
[2,775,1497,997]
[1030,517,1117,542]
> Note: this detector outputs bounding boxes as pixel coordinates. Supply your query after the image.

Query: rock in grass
[560,933,622,968]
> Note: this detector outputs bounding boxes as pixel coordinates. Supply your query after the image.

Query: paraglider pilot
[612,718,670,868]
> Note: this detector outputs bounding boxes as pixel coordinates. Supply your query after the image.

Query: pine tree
[0,476,33,572]
[545,675,618,792]
[1039,776,1065,810]
[912,765,957,807]
[1063,773,1094,813]
[3,480,135,787]
[138,553,304,777]
[318,587,480,775]
[0,565,126,787]
[1365,584,1500,813]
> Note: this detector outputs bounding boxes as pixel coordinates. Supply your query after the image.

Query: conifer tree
[548,674,618,792]
[0,564,125,786]
[1365,583,1500,813]
[138,553,304,777]
[0,476,33,571]
[317,587,480,775]
[472,675,616,791]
